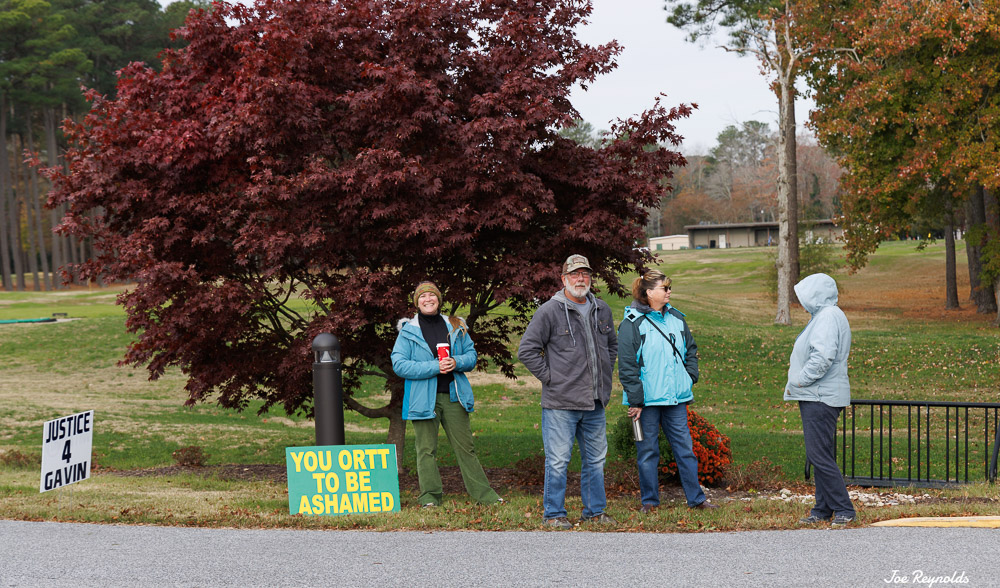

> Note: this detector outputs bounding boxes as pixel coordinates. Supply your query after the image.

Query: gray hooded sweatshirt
[518,289,618,410]
[784,273,852,407]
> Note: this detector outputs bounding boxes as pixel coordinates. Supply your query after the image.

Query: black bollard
[312,333,345,446]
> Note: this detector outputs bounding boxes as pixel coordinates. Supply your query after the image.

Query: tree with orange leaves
[808,0,1000,323]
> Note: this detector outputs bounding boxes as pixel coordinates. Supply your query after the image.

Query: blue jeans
[541,406,608,519]
[635,404,706,507]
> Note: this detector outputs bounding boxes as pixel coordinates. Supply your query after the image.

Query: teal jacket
[784,273,852,407]
[618,301,699,407]
[391,314,477,420]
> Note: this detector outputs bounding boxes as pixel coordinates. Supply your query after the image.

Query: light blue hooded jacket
[784,273,852,407]
[391,314,477,420]
[618,301,699,407]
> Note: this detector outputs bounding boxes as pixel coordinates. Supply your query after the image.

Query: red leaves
[47,0,691,418]
[660,410,732,486]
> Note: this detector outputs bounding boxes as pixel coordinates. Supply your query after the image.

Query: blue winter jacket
[784,273,852,407]
[618,301,699,407]
[391,314,477,420]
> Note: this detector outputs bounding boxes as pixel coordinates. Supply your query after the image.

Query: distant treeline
[0,0,207,290]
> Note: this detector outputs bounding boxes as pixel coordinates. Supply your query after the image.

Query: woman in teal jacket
[618,269,717,512]
[391,281,500,507]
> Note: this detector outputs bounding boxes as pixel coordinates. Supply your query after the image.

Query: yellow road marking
[872,516,1000,528]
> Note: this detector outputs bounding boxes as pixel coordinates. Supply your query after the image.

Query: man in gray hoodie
[518,254,618,529]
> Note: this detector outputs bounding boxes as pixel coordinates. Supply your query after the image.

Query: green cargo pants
[411,392,500,506]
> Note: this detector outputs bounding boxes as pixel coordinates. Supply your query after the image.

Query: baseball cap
[562,254,592,274]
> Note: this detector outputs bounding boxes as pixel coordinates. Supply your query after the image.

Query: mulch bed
[109,461,983,507]
[107,456,724,504]
[108,458,564,496]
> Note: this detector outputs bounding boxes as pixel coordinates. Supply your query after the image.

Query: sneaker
[798,514,830,524]
[582,513,618,524]
[640,504,656,514]
[543,517,573,530]
[495,497,506,505]
[831,514,856,526]
[421,503,438,509]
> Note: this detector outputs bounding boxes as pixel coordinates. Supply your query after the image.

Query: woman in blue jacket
[391,281,501,507]
[618,269,717,512]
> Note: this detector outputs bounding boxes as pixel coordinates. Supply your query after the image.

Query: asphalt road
[0,520,992,587]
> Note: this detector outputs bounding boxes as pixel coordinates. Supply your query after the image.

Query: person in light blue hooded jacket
[784,273,856,526]
[391,281,501,508]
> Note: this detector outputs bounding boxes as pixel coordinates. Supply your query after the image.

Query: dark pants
[799,401,855,518]
[635,404,706,507]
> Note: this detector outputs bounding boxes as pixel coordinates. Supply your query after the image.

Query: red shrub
[611,409,732,486]
[659,410,732,486]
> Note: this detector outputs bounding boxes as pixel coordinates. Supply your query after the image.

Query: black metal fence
[815,400,1000,488]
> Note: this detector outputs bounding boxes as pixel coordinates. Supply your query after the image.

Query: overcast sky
[571,0,814,155]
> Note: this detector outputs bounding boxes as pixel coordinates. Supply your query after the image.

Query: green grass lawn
[1,239,998,530]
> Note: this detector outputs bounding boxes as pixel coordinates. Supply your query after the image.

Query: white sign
[40,410,94,493]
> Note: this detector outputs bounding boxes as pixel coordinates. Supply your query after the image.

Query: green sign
[285,444,400,516]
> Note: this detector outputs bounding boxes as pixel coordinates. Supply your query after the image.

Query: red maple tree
[46,0,692,453]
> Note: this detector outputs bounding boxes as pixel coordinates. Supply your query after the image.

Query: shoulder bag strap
[638,314,684,363]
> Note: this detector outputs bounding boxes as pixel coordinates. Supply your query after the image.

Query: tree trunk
[965,185,984,305]
[345,377,408,470]
[78,236,87,284]
[383,379,407,470]
[24,187,41,291]
[965,185,996,313]
[16,133,40,291]
[386,411,407,471]
[90,209,105,287]
[65,210,80,284]
[0,93,14,290]
[49,205,65,286]
[994,276,1000,327]
[944,207,959,309]
[987,189,1000,326]
[987,187,999,228]
[773,55,799,324]
[785,112,799,294]
[31,174,52,290]
[44,108,65,288]
[32,112,52,290]
[7,146,24,292]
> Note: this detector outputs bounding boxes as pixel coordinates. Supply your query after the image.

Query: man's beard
[564,281,590,299]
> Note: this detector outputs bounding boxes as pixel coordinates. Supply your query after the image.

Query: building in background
[648,234,689,251]
[679,219,843,249]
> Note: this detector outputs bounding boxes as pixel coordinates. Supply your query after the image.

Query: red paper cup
[436,343,450,360]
